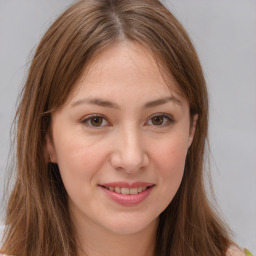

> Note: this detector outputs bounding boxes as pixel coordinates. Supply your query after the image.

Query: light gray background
[0,0,255,252]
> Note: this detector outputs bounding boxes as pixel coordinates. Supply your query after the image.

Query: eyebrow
[144,96,181,108]
[71,96,181,109]
[71,98,119,108]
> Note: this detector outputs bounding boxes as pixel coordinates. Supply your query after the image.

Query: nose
[110,126,149,173]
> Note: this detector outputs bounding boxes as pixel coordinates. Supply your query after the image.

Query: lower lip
[100,186,153,206]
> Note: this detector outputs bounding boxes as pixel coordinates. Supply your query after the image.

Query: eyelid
[81,114,110,128]
[80,113,175,128]
[146,113,175,126]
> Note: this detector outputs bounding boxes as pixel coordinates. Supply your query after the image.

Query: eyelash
[81,114,110,128]
[81,113,175,128]
[147,113,175,126]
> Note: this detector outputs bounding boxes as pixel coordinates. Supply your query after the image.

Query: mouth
[98,182,155,206]
[100,185,153,195]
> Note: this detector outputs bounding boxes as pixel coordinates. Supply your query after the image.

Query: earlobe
[45,134,57,163]
[188,114,198,148]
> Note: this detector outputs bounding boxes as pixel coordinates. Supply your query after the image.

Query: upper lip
[99,182,154,188]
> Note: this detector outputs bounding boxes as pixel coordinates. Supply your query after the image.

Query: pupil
[91,117,102,126]
[152,116,163,125]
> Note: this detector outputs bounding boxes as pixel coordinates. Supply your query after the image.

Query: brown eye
[147,114,174,127]
[151,116,164,125]
[82,115,110,128]
[90,117,103,126]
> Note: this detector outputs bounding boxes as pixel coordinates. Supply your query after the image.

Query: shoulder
[226,245,247,256]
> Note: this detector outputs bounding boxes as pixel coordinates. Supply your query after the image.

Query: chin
[104,215,159,235]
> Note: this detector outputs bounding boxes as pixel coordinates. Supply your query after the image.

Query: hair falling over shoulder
[1,0,232,255]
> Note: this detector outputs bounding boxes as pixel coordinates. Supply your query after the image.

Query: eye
[147,114,174,126]
[82,115,109,127]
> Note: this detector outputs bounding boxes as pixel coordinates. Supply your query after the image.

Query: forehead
[67,41,185,105]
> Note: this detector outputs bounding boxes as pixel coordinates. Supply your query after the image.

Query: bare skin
[47,41,197,256]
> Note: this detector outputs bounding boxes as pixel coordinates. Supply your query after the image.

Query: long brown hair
[1,0,232,255]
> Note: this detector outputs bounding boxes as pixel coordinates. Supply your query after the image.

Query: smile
[103,186,148,195]
[99,182,155,206]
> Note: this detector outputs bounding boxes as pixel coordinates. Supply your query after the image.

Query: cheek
[53,135,111,213]
[153,133,188,173]
[53,131,109,186]
[151,133,188,200]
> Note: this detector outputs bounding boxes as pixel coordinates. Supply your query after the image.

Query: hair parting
[1,1,232,255]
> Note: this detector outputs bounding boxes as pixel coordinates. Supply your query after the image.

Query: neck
[73,214,158,256]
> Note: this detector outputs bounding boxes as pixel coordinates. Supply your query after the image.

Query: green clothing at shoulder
[245,248,253,256]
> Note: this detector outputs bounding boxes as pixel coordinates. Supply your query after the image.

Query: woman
[0,0,251,255]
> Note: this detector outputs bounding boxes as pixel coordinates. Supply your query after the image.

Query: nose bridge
[111,123,148,172]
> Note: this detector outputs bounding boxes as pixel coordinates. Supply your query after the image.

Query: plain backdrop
[0,0,255,252]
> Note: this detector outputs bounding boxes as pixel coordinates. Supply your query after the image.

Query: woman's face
[47,41,196,236]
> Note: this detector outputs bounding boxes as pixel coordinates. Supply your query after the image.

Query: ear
[45,133,57,163]
[188,114,198,148]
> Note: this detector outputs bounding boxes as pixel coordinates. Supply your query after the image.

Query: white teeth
[130,188,138,195]
[114,187,121,193]
[137,187,143,193]
[106,186,149,195]
[121,188,129,195]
